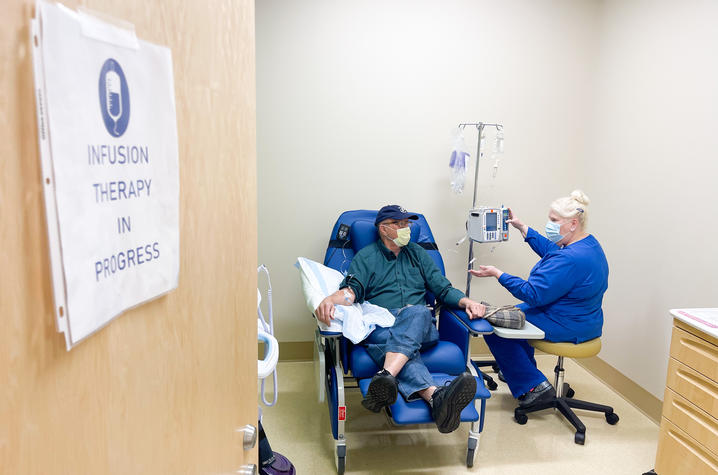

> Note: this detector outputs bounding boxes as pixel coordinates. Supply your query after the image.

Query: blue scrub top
[497,227,609,343]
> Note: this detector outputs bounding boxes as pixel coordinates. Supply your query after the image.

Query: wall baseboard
[258,341,314,361]
[278,339,662,423]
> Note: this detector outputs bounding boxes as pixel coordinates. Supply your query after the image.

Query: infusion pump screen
[485,213,497,231]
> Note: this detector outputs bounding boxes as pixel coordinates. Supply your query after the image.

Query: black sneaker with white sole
[362,369,398,413]
[431,373,477,433]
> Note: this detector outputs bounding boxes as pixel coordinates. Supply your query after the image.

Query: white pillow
[295,257,394,343]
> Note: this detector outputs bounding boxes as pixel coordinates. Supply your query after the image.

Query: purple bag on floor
[261,452,295,475]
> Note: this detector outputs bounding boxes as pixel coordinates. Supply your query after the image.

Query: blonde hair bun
[570,189,590,206]
[550,189,591,228]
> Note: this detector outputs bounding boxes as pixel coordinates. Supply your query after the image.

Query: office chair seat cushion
[530,337,601,358]
[357,373,490,425]
[349,340,467,379]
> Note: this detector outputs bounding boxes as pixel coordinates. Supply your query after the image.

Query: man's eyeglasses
[382,220,410,228]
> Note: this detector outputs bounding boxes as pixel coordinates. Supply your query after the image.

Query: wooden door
[0,1,257,473]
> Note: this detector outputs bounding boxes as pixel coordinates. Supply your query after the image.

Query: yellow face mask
[392,227,411,247]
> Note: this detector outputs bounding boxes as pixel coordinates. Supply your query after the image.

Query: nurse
[469,190,608,407]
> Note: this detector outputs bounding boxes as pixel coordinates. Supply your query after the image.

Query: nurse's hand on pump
[469,265,503,280]
[506,208,529,238]
[315,287,355,325]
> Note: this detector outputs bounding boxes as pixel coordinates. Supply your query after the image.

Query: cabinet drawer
[656,418,718,475]
[670,326,718,381]
[666,358,718,420]
[663,388,718,456]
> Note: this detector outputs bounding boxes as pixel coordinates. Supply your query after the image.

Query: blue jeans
[363,305,439,401]
[484,303,602,397]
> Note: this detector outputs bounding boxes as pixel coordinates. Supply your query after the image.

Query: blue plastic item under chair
[313,210,493,474]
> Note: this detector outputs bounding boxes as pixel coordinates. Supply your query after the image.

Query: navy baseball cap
[374,205,419,226]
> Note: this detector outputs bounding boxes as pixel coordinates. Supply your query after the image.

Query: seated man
[315,205,487,433]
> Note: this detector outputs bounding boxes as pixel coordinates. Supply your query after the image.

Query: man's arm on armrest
[315,287,355,325]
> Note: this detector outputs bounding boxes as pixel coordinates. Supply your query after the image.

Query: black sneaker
[362,369,398,413]
[431,373,477,433]
[517,380,556,407]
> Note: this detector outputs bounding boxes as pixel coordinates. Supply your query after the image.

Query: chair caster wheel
[606,412,619,425]
[466,447,475,468]
[575,431,585,445]
[336,455,345,474]
[492,363,500,373]
[514,410,528,425]
[487,380,498,391]
[565,386,575,398]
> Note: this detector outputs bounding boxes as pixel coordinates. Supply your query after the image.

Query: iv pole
[457,122,503,297]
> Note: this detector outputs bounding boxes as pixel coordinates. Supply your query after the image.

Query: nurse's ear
[569,217,579,232]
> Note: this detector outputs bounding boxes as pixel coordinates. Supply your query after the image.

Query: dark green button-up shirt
[339,240,465,309]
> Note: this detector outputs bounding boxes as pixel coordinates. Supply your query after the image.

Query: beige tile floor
[260,356,660,474]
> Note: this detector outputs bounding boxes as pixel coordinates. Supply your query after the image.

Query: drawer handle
[677,368,718,398]
[681,337,718,362]
[672,398,718,436]
[669,427,718,471]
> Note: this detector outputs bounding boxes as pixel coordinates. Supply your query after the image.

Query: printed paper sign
[32,1,180,349]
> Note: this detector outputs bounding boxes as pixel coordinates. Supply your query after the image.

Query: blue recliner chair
[313,210,493,474]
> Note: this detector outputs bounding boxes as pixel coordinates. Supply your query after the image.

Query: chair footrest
[358,373,490,425]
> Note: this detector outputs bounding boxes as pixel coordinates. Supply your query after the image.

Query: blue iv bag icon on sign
[98,58,130,137]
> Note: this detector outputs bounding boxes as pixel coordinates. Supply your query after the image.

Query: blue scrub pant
[363,305,438,401]
[485,304,601,398]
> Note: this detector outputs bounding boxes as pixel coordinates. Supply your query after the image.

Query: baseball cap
[374,205,419,226]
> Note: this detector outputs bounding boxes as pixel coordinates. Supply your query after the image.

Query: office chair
[313,209,493,474]
[514,338,619,444]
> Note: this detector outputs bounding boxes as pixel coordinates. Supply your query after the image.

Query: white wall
[257,0,600,342]
[585,0,718,397]
[257,0,718,399]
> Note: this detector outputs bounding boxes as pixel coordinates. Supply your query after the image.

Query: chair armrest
[312,312,343,338]
[445,307,494,337]
[319,329,343,337]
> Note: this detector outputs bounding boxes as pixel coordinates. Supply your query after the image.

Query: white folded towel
[296,257,394,343]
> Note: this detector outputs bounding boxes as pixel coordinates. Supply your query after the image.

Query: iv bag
[449,129,470,194]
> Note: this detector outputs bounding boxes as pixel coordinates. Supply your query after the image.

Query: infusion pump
[467,207,510,243]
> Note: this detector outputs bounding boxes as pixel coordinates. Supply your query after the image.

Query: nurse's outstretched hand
[469,265,503,279]
[315,297,335,325]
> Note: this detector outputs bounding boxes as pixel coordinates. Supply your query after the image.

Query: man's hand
[469,265,503,279]
[314,288,355,325]
[315,296,336,325]
[459,298,486,320]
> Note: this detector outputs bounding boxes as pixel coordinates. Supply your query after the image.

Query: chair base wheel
[574,431,585,445]
[466,447,475,468]
[486,380,498,391]
[514,410,528,425]
[336,455,345,474]
[565,386,575,398]
[606,411,619,425]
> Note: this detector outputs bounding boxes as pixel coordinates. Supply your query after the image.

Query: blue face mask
[545,221,564,243]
